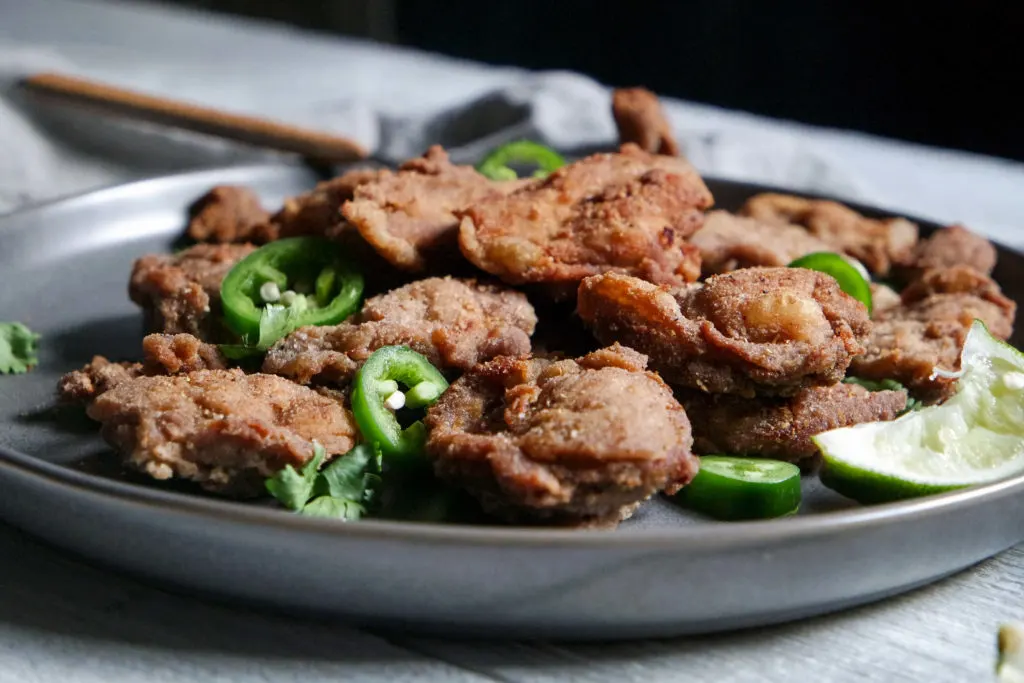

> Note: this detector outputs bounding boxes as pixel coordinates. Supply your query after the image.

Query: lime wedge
[813,320,1024,503]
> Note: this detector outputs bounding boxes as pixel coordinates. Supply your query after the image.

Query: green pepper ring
[351,346,450,462]
[476,140,566,181]
[788,251,874,315]
[220,236,364,340]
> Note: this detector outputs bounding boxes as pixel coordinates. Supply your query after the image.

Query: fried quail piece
[850,266,1016,403]
[457,144,712,298]
[897,224,997,281]
[424,344,697,527]
[129,243,256,341]
[611,87,680,156]
[140,333,228,375]
[186,186,271,244]
[57,334,230,405]
[739,193,918,276]
[680,383,907,464]
[342,146,503,272]
[272,168,384,241]
[88,369,357,496]
[690,210,830,275]
[58,356,143,404]
[577,269,870,397]
[263,277,537,385]
[870,282,902,318]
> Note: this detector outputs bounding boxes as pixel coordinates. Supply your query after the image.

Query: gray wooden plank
[0,523,494,683]
[395,546,1024,682]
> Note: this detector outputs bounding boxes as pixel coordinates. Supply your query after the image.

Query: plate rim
[3,161,1023,550]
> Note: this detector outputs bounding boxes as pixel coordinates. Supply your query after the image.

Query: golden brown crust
[58,356,144,404]
[186,186,271,244]
[690,210,830,275]
[680,384,907,463]
[342,147,502,272]
[897,224,997,281]
[128,243,255,341]
[850,267,1016,402]
[424,344,697,527]
[577,268,871,397]
[739,193,918,276]
[457,144,712,297]
[611,87,680,156]
[262,277,537,385]
[87,370,357,496]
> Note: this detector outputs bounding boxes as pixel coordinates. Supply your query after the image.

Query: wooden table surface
[0,523,1017,682]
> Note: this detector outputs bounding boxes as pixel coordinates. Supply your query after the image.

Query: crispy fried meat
[263,277,537,385]
[739,193,918,276]
[577,268,871,397]
[680,383,907,463]
[88,370,357,496]
[611,87,680,156]
[424,344,697,527]
[129,243,255,341]
[457,144,712,298]
[690,210,830,275]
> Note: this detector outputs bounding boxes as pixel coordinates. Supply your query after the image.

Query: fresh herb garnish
[843,376,922,414]
[218,301,310,360]
[0,322,41,374]
[266,441,381,521]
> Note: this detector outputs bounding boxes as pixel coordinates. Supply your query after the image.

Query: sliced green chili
[673,456,802,521]
[220,236,363,343]
[789,252,873,314]
[477,140,566,181]
[351,346,449,462]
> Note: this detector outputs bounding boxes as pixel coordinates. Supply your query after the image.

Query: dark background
[158,0,1024,162]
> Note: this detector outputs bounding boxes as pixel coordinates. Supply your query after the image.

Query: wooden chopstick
[19,72,369,164]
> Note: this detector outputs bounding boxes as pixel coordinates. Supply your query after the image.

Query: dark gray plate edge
[2,162,1024,550]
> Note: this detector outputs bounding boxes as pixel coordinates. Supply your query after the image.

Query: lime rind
[814,321,1024,502]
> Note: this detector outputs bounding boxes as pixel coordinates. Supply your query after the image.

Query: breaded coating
[680,383,907,464]
[57,334,230,405]
[870,282,902,318]
[263,277,537,385]
[690,210,830,275]
[186,186,271,244]
[457,144,712,298]
[424,344,697,527]
[273,168,383,241]
[898,224,997,280]
[611,87,680,156]
[342,146,501,272]
[577,269,870,397]
[58,356,144,404]
[140,333,228,375]
[740,193,918,276]
[129,243,256,341]
[88,370,357,496]
[851,267,1016,403]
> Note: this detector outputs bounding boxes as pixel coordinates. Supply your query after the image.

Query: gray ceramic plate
[2,163,1023,641]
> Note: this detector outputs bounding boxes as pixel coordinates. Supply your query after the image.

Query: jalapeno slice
[220,237,364,341]
[788,252,873,314]
[351,346,449,462]
[673,456,802,521]
[477,140,566,181]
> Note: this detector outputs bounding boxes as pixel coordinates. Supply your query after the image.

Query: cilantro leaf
[265,442,326,510]
[300,496,366,521]
[315,442,380,500]
[0,322,41,375]
[217,300,310,361]
[265,441,381,521]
